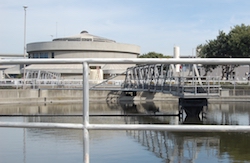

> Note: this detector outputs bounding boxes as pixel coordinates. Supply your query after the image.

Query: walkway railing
[1,58,250,163]
[123,76,221,97]
[0,78,124,89]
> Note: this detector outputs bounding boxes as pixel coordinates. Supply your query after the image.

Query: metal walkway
[26,70,61,80]
[122,63,221,98]
[0,63,221,98]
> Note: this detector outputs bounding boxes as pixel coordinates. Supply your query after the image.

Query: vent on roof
[80,30,88,34]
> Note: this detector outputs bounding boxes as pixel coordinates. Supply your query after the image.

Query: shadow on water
[179,98,208,125]
[118,99,206,125]
[183,115,203,124]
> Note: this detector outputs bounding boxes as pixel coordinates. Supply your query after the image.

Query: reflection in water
[183,115,203,124]
[0,101,250,162]
[120,102,217,162]
[219,133,250,161]
[179,98,208,125]
[126,130,219,162]
[23,117,26,163]
[122,101,250,163]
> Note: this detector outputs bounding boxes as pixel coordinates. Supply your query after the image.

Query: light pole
[23,6,27,87]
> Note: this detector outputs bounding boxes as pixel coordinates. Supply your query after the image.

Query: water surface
[0,101,250,163]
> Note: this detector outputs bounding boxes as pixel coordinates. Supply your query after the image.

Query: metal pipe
[1,122,250,132]
[87,124,250,132]
[0,122,83,129]
[82,62,89,127]
[0,114,179,117]
[3,58,250,65]
[83,128,89,163]
[23,6,28,88]
[82,62,90,163]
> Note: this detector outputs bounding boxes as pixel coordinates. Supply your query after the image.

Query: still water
[0,101,250,163]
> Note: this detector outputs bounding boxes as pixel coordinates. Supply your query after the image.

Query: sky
[1,0,250,56]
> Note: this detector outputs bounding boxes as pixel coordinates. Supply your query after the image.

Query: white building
[26,30,140,79]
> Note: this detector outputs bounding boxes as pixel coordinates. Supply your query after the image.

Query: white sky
[1,0,250,56]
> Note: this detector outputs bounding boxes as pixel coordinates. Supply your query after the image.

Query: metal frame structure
[1,58,250,163]
[0,78,125,89]
[123,63,221,97]
[123,64,169,90]
[25,70,61,80]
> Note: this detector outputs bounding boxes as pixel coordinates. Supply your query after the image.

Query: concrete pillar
[174,46,180,72]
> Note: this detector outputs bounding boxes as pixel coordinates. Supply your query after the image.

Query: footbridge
[122,63,221,98]
[117,62,220,118]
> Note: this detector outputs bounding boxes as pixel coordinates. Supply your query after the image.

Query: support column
[83,62,89,126]
[174,46,180,73]
[82,62,89,163]
[179,98,207,124]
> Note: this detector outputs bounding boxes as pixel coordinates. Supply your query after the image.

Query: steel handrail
[1,58,250,163]
[2,58,250,64]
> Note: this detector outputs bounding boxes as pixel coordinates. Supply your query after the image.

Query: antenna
[56,22,58,38]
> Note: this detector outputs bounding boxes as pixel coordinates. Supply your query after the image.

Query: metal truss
[25,70,61,80]
[123,64,171,90]
[123,63,221,97]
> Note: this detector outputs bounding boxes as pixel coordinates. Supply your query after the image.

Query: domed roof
[53,30,116,43]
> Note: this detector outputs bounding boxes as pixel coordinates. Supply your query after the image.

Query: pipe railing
[2,58,250,64]
[0,78,124,89]
[1,58,250,163]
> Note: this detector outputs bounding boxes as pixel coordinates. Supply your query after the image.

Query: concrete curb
[0,89,249,104]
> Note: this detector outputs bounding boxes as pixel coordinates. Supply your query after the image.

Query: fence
[1,58,250,163]
[0,78,124,89]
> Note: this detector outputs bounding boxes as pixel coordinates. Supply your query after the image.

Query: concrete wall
[27,41,140,55]
[0,89,38,99]
[0,89,177,104]
[200,65,250,80]
[0,89,249,104]
[55,51,138,59]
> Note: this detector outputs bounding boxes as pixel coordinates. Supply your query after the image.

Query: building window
[31,52,49,58]
[82,38,92,41]
[40,52,48,58]
[52,52,54,58]
[34,53,39,58]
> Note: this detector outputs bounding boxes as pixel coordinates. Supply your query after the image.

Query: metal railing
[124,76,221,97]
[1,58,250,163]
[0,78,124,89]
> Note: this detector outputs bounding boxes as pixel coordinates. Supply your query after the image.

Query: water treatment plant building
[26,30,140,79]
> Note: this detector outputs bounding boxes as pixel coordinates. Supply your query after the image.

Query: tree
[139,52,171,58]
[228,24,250,57]
[196,44,217,76]
[197,24,250,79]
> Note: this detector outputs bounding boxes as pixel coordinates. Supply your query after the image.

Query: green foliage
[16,74,23,79]
[197,24,250,79]
[139,52,171,58]
[228,24,250,57]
